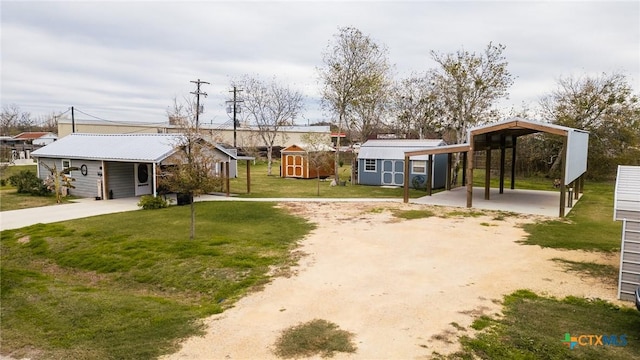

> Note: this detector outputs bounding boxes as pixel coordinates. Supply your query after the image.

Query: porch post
[403,154,410,203]
[152,162,157,197]
[446,153,452,190]
[225,161,230,197]
[484,147,491,200]
[427,154,433,196]
[466,148,474,208]
[246,159,251,194]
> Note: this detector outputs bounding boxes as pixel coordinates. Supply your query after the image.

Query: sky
[1,0,639,127]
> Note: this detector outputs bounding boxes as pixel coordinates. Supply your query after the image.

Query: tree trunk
[266,146,273,176]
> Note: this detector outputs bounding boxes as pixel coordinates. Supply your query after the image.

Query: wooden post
[559,137,567,217]
[466,149,474,208]
[427,154,433,196]
[225,161,230,197]
[246,159,251,194]
[511,136,517,190]
[499,136,506,194]
[446,153,452,190]
[403,154,410,203]
[462,152,467,186]
[485,147,491,200]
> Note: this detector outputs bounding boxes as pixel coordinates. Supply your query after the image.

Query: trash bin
[176,193,193,206]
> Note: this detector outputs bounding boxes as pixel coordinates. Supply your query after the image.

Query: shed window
[62,159,71,170]
[364,159,376,172]
[412,160,427,174]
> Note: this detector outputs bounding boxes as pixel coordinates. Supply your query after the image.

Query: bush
[8,170,50,196]
[137,195,168,210]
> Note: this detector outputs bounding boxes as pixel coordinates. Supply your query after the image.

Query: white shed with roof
[31,133,237,199]
[614,165,640,302]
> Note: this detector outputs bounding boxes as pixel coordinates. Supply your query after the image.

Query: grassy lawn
[0,201,314,359]
[230,160,428,198]
[0,164,72,211]
[444,290,640,359]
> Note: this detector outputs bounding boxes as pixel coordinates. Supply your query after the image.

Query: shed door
[286,155,304,177]
[381,160,404,186]
[135,163,152,196]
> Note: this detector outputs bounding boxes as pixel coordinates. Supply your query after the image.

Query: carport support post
[403,155,410,203]
[427,154,433,196]
[559,137,567,217]
[462,152,467,186]
[485,147,491,200]
[466,149,473,208]
[510,137,517,190]
[446,153,452,190]
[499,135,506,194]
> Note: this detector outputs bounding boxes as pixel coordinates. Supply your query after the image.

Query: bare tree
[1,104,32,136]
[540,72,640,179]
[318,26,392,180]
[392,74,441,139]
[159,96,222,240]
[237,76,304,176]
[41,162,78,203]
[301,132,334,196]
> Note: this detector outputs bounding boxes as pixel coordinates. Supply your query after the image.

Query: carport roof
[31,133,183,163]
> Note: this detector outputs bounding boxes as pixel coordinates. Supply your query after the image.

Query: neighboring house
[357,139,448,188]
[13,132,58,145]
[31,133,237,199]
[280,143,335,179]
[614,165,640,302]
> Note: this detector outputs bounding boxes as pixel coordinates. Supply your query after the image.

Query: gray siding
[106,162,135,199]
[37,158,102,198]
[618,220,640,302]
[357,154,447,189]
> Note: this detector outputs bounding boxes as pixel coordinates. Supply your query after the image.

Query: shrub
[137,195,168,210]
[8,170,50,195]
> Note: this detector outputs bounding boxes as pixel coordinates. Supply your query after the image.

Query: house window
[62,159,71,170]
[364,159,376,172]
[412,160,427,174]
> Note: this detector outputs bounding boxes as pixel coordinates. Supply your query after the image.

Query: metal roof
[358,139,446,160]
[614,165,640,220]
[31,133,184,163]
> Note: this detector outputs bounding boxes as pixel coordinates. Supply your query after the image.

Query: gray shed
[357,139,447,189]
[614,165,640,302]
[31,133,237,200]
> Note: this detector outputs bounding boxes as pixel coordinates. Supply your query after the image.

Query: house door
[286,155,304,177]
[135,163,152,196]
[381,160,404,186]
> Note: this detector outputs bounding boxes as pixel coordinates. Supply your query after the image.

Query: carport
[403,118,590,217]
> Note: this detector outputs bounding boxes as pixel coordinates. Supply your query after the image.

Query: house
[356,139,447,188]
[31,133,238,199]
[13,132,58,145]
[614,165,640,302]
[280,143,335,179]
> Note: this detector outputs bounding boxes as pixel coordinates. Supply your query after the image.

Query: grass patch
[521,182,621,252]
[450,290,640,359]
[443,209,486,218]
[392,209,436,220]
[273,319,357,358]
[1,202,314,359]
[552,258,619,286]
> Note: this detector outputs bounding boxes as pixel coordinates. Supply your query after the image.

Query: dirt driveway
[162,202,619,359]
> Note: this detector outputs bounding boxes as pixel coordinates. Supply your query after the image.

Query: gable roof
[282,143,336,153]
[358,139,446,160]
[31,133,184,163]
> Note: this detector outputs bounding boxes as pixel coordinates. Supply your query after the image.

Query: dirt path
[162,202,620,359]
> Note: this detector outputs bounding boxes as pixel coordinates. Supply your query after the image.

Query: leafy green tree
[318,26,392,180]
[540,72,640,179]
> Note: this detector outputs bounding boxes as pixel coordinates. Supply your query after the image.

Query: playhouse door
[135,163,152,196]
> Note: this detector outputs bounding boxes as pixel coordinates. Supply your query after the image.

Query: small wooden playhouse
[280,143,335,179]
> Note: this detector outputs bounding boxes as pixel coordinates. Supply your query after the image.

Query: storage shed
[281,143,335,179]
[31,133,238,199]
[614,165,640,302]
[357,139,447,189]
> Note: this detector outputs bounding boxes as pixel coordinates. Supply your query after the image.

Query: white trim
[412,160,427,175]
[364,159,376,172]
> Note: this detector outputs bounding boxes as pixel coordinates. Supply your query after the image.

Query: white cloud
[1,0,638,125]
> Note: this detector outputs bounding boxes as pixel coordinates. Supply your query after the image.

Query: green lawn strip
[551,258,619,287]
[1,201,314,359]
[520,182,621,252]
[450,290,640,360]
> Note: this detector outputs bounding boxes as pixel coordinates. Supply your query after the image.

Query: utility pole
[226,86,244,147]
[190,79,209,131]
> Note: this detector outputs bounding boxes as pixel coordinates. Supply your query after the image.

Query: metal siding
[69,160,102,198]
[106,162,135,199]
[357,159,381,185]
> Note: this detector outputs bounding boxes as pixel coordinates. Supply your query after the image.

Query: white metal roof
[614,165,640,220]
[31,133,184,163]
[358,139,446,160]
